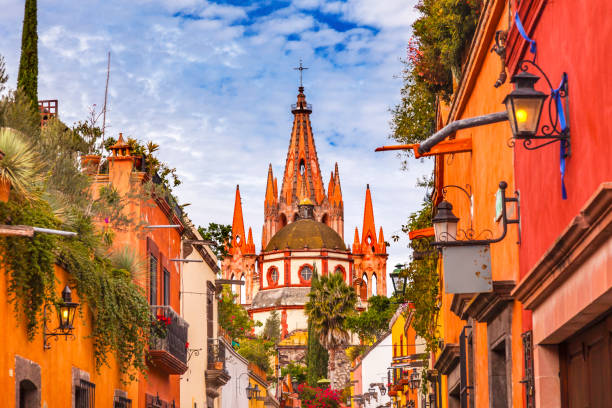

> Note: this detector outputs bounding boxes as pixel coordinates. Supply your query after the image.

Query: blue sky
[0,0,433,284]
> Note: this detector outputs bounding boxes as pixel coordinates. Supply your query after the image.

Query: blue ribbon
[515,11,537,55]
[552,75,568,200]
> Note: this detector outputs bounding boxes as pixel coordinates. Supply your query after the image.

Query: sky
[0,0,434,290]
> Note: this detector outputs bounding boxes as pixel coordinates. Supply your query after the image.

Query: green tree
[306,271,329,385]
[262,309,281,342]
[305,271,357,389]
[218,286,257,339]
[344,295,397,344]
[17,0,38,106]
[198,222,232,260]
[236,336,274,373]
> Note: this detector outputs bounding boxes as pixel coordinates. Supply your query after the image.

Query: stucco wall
[181,241,219,408]
[362,334,392,408]
[222,348,249,408]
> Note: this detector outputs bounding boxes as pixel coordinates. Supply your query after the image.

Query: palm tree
[305,269,357,389]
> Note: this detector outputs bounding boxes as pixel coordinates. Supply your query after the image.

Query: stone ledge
[433,344,460,375]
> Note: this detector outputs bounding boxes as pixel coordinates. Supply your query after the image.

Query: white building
[361,333,392,408]
[221,338,249,408]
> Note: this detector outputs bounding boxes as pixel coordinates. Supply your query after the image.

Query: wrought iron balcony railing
[150,305,189,373]
[207,338,226,371]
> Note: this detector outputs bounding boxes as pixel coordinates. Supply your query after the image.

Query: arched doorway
[361,274,368,301]
[240,274,246,304]
[371,273,377,295]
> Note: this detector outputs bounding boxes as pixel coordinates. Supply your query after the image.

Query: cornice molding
[464,280,515,323]
[433,344,460,375]
[450,293,475,320]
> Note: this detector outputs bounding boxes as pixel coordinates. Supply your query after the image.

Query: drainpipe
[417,111,508,155]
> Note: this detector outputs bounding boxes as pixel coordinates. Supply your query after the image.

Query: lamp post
[389,264,408,298]
[43,285,79,349]
[408,371,420,391]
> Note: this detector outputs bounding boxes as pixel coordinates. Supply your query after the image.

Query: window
[333,266,345,281]
[19,379,37,408]
[75,379,95,408]
[240,275,246,304]
[299,265,313,282]
[490,340,509,408]
[149,254,158,305]
[207,282,215,339]
[114,396,132,408]
[268,267,279,286]
[163,268,170,305]
[371,273,377,295]
[299,160,305,175]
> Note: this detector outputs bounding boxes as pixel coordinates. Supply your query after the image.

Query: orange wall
[434,1,523,407]
[94,153,184,406]
[0,264,139,407]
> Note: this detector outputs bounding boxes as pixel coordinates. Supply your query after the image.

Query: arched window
[293,212,299,221]
[230,273,235,294]
[321,213,329,226]
[333,265,346,281]
[279,214,287,229]
[299,264,314,283]
[371,273,377,295]
[360,274,368,301]
[240,275,246,304]
[267,267,279,287]
[19,379,37,408]
[299,160,306,175]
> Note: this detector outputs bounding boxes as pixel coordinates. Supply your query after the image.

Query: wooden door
[561,312,612,408]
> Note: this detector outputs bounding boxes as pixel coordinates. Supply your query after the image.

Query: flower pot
[0,178,10,202]
[81,154,101,175]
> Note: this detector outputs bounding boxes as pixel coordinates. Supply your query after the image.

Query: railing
[207,338,226,370]
[151,305,189,364]
[114,396,133,408]
[291,103,312,111]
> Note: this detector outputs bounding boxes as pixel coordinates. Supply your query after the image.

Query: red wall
[511,0,612,281]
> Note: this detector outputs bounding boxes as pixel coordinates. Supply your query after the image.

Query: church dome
[264,219,347,252]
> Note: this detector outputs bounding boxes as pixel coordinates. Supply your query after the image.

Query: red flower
[185,341,190,349]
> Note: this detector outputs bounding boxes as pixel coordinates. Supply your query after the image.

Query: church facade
[222,86,388,336]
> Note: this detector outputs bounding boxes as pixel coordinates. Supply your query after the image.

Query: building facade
[222,87,388,335]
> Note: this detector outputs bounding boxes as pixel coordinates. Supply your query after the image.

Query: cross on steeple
[293,59,308,88]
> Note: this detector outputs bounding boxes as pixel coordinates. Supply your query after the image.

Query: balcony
[150,305,189,374]
[205,338,231,399]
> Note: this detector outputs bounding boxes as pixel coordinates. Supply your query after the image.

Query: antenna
[293,59,308,88]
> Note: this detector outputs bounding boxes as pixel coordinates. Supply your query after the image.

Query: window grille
[150,254,158,304]
[75,379,95,408]
[459,326,473,408]
[163,268,170,305]
[207,282,215,338]
[114,396,132,408]
[521,331,535,408]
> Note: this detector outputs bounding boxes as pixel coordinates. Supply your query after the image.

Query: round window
[300,265,313,281]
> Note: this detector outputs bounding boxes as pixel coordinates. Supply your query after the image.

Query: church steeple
[229,185,255,255]
[280,87,325,206]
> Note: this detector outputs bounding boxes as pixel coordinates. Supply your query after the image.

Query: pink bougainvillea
[297,384,342,408]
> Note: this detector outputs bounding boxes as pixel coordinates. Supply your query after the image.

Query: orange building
[90,135,189,407]
[380,1,525,407]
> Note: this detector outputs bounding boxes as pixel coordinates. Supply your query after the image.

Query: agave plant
[0,127,43,200]
[109,246,146,283]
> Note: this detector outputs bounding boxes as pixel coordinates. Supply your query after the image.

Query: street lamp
[431,201,459,243]
[390,264,408,297]
[503,72,547,138]
[246,384,260,400]
[43,285,79,349]
[502,59,570,154]
[409,371,420,391]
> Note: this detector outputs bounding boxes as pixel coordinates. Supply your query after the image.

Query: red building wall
[509,0,612,282]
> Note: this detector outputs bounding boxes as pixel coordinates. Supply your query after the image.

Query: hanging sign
[443,245,493,293]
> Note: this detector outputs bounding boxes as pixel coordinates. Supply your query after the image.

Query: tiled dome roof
[264,219,346,251]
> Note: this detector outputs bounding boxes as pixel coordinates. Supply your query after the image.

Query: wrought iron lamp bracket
[433,181,520,247]
[441,184,472,201]
[42,303,76,350]
[511,59,570,155]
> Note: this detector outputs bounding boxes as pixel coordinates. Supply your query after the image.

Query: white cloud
[0,0,430,294]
